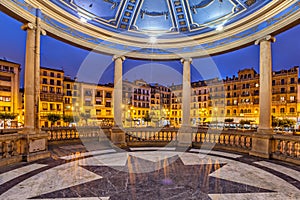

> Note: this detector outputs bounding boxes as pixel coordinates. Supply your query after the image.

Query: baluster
[11,140,18,156]
[290,142,295,158]
[284,141,289,156]
[219,134,224,145]
[3,141,9,158]
[225,135,229,145]
[235,135,241,147]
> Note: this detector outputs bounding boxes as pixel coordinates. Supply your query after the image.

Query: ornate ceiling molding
[0,0,299,59]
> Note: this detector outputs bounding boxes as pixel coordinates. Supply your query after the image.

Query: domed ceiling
[51,0,269,36]
[1,0,300,59]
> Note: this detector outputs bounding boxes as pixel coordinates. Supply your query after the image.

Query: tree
[143,113,151,126]
[47,114,61,127]
[80,113,91,125]
[0,113,18,128]
[63,115,73,126]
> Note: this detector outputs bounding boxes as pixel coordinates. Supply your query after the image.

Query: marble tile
[209,161,299,195]
[254,161,300,181]
[60,149,116,160]
[0,164,47,185]
[128,151,180,163]
[209,193,299,200]
[178,153,229,165]
[189,148,242,158]
[78,152,129,167]
[130,147,176,151]
[0,163,102,200]
[34,198,109,200]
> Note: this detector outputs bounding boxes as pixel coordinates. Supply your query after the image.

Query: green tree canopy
[47,113,61,126]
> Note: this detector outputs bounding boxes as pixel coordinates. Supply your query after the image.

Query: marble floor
[0,144,299,200]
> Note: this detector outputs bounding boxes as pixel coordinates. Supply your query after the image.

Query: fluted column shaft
[255,35,276,133]
[113,56,125,127]
[22,23,36,131]
[181,58,192,127]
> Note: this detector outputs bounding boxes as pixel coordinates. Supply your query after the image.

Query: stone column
[20,11,50,161]
[113,55,125,127]
[22,22,36,132]
[177,58,192,150]
[111,55,126,148]
[181,58,192,127]
[250,35,276,159]
[255,35,276,133]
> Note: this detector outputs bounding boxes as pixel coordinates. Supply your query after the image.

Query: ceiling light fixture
[149,36,157,44]
[216,25,224,31]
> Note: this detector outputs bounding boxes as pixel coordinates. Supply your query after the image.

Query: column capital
[180,57,192,64]
[113,55,126,62]
[255,35,276,45]
[21,22,35,31]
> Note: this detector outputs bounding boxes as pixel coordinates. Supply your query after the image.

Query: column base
[249,133,274,159]
[176,125,192,151]
[19,129,50,162]
[111,126,127,148]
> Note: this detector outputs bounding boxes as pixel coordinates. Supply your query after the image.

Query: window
[281,79,285,85]
[290,108,295,113]
[42,103,48,111]
[43,71,47,76]
[227,110,230,114]
[233,110,236,114]
[4,97,10,102]
[96,100,101,105]
[65,98,70,104]
[0,76,11,82]
[57,73,61,78]
[290,78,295,84]
[106,92,112,98]
[233,100,237,105]
[280,96,285,101]
[105,102,111,107]
[50,79,54,85]
[42,78,47,84]
[272,108,275,113]
[96,109,101,115]
[50,104,55,110]
[50,72,54,77]
[50,87,55,93]
[85,90,92,96]
[290,87,295,93]
[57,80,61,86]
[66,91,72,96]
[290,96,295,102]
[272,80,275,86]
[56,104,61,111]
[66,84,71,89]
[280,108,285,113]
[106,110,111,116]
[42,86,47,92]
[280,88,285,93]
[56,88,61,94]
[85,100,92,106]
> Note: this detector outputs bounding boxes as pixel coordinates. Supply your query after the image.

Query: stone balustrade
[125,128,178,143]
[0,133,23,166]
[272,134,300,165]
[192,129,253,153]
[42,126,111,143]
[1,127,300,166]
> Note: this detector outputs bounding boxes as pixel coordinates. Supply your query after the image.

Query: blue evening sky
[0,11,299,87]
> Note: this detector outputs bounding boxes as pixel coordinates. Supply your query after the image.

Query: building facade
[1,58,299,128]
[0,59,21,127]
